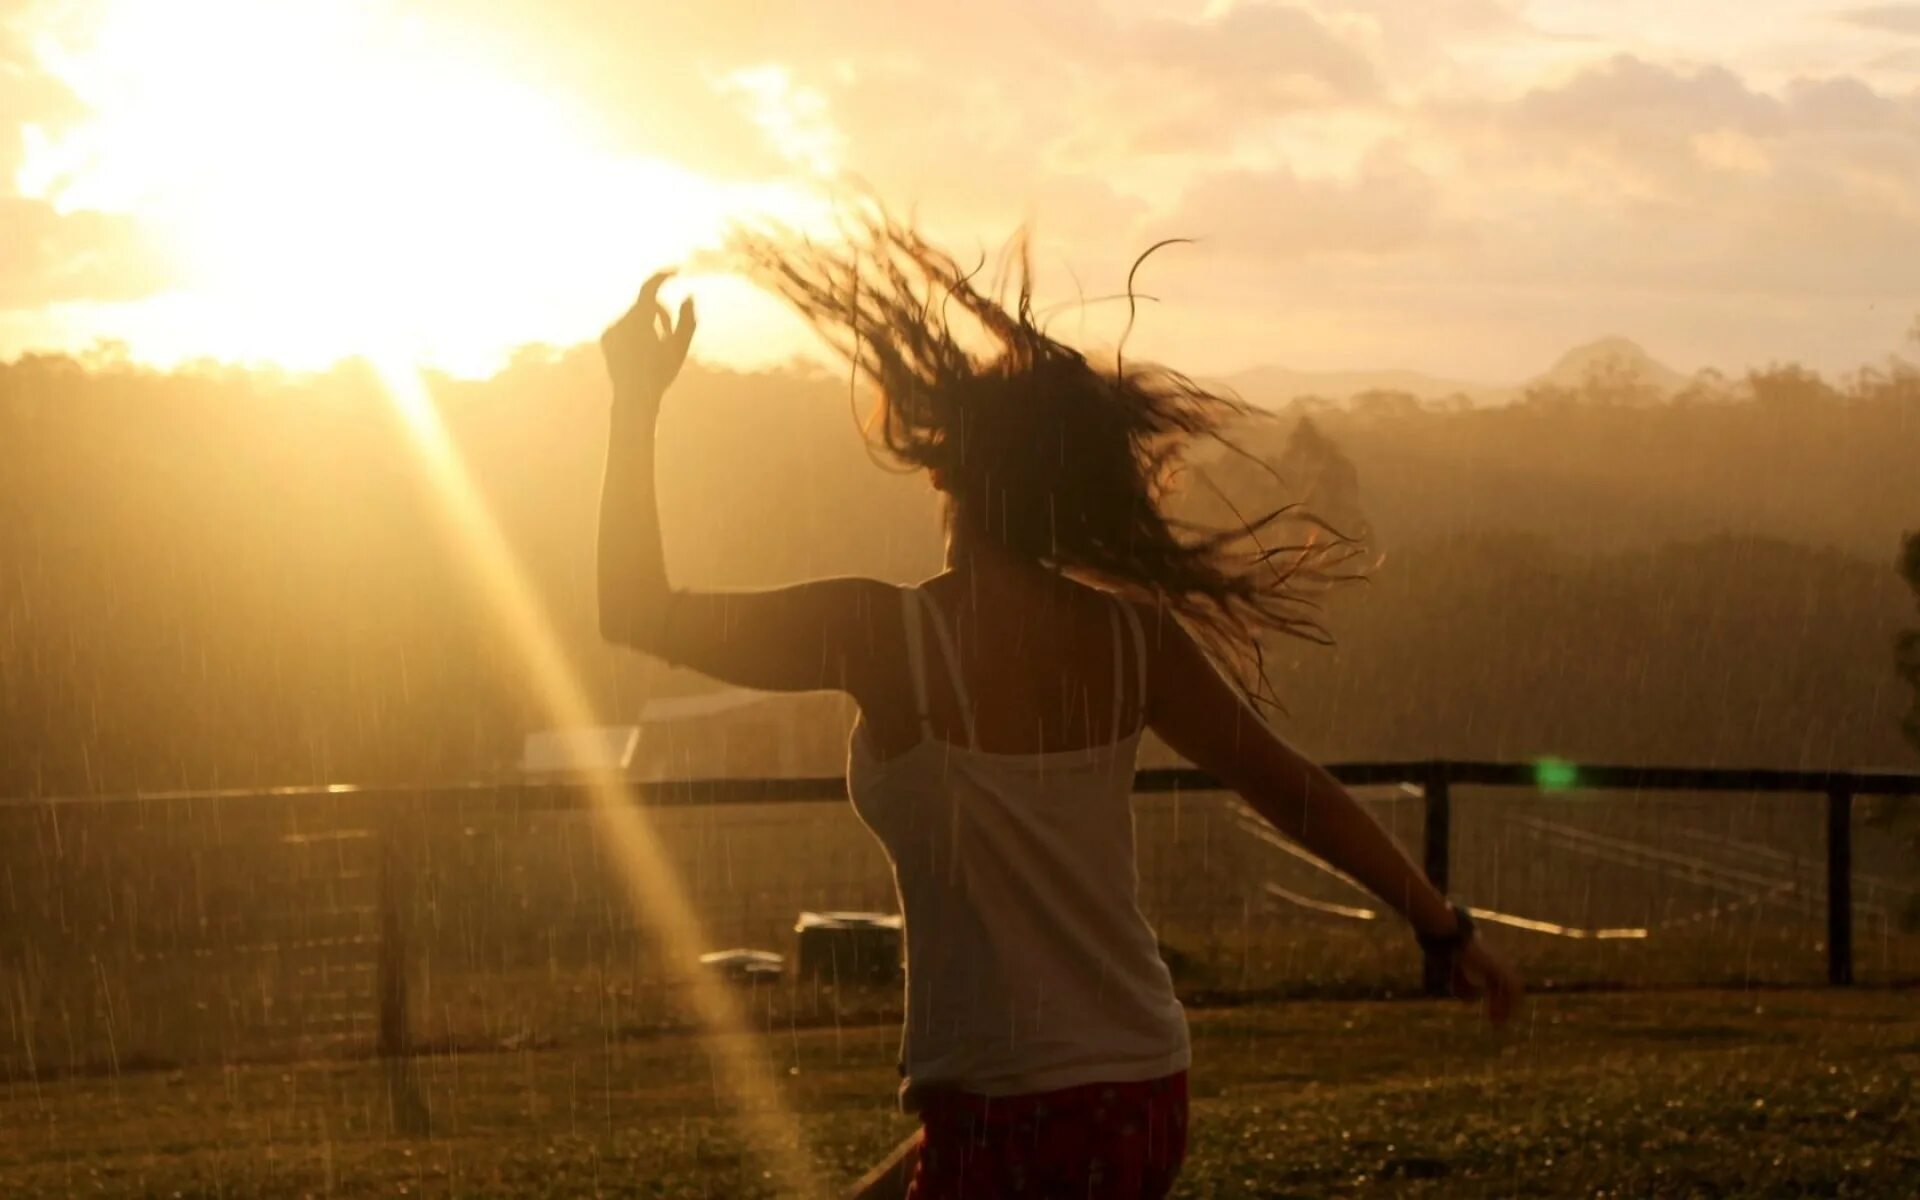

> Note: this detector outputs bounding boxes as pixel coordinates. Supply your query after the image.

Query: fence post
[377,796,430,1134]
[377,819,409,1056]
[1422,762,1453,998]
[1826,786,1853,987]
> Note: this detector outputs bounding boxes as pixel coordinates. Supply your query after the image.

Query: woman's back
[847,570,1190,1109]
[856,565,1153,758]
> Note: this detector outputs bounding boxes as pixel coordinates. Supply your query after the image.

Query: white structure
[518,689,808,782]
[517,725,639,777]
[629,688,801,780]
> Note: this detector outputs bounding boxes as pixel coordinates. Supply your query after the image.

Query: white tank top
[846,584,1191,1110]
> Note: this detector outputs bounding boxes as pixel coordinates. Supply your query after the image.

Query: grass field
[2,988,1914,1198]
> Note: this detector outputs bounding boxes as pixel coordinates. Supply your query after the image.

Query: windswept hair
[733,207,1364,707]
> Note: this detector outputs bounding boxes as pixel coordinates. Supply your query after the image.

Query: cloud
[1131,3,1378,104]
[0,21,169,309]
[1321,0,1531,78]
[1054,3,1381,159]
[1154,148,1442,261]
[459,0,1381,168]
[1837,4,1920,35]
[1783,74,1919,128]
[0,21,85,178]
[1424,55,1920,296]
[1510,55,1783,145]
[1870,46,1920,70]
[0,197,171,309]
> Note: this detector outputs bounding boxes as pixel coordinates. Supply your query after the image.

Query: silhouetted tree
[1277,416,1371,549]
[1515,383,1558,410]
[1747,363,1840,409]
[1348,389,1425,423]
[1580,355,1663,406]
[1675,367,1736,407]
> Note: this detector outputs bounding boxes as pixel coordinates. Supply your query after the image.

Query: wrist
[609,392,662,436]
[611,382,664,408]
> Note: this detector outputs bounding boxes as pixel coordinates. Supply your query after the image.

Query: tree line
[1,343,1914,797]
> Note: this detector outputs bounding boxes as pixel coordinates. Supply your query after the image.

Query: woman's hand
[601,270,697,402]
[1447,937,1524,1026]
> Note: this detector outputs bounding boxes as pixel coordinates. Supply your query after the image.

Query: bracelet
[1415,902,1476,954]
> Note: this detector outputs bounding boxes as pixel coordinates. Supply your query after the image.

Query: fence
[1,760,1915,1087]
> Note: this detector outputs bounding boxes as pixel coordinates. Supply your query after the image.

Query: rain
[3,3,1920,1198]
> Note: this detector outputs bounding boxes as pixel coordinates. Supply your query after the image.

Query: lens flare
[1534,757,1580,792]
[374,359,823,1193]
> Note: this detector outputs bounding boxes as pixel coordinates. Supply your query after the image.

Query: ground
[2,989,1914,1198]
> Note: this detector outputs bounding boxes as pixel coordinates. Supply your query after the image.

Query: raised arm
[596,272,895,695]
[1141,607,1522,1024]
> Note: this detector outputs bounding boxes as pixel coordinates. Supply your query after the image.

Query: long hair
[733,207,1365,707]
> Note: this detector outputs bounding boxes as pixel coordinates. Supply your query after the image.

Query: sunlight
[373,358,824,1192]
[19,0,824,374]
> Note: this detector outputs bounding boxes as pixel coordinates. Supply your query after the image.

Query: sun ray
[374,358,824,1194]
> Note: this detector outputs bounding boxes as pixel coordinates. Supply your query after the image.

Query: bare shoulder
[821,575,911,609]
[1111,595,1237,710]
[808,576,914,652]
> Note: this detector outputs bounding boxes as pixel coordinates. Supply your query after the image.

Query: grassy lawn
[1,988,1914,1198]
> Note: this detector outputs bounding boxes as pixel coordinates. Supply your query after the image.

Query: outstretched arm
[1141,607,1522,1023]
[596,273,895,694]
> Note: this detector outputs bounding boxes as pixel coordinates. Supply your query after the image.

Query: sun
[18,0,827,374]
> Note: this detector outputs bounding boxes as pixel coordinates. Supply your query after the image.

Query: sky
[3,0,1918,382]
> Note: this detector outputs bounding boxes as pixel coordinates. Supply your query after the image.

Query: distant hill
[1222,364,1509,407]
[1225,336,1690,408]
[1526,336,1691,400]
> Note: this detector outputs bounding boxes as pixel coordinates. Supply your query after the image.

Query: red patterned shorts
[906,1071,1188,1199]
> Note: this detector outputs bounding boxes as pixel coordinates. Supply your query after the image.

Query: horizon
[10,326,1914,396]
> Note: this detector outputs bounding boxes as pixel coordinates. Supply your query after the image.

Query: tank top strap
[899,586,934,739]
[1121,597,1149,713]
[915,588,978,747]
[1109,593,1148,739]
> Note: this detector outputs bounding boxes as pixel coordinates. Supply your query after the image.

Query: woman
[597,216,1522,1199]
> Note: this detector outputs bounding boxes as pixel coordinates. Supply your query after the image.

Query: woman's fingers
[617,271,679,335]
[674,296,698,357]
[600,269,693,394]
[1480,957,1522,1027]
[1454,943,1522,1027]
[636,270,676,311]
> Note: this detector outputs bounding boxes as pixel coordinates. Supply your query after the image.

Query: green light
[1534,757,1580,792]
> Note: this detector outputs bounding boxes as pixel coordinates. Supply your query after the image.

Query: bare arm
[595,273,895,695]
[1143,608,1521,1022]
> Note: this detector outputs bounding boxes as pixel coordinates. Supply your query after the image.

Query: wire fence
[2,762,1915,1083]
